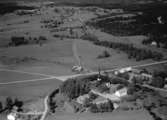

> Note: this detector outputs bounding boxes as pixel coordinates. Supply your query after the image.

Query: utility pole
[97,65,102,81]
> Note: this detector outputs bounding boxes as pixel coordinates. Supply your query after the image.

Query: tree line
[60,77,91,100]
[49,89,59,113]
[81,33,163,61]
[0,97,23,113]
[94,40,163,61]
[8,36,47,47]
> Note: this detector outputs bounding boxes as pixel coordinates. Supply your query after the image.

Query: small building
[115,87,128,98]
[116,67,132,74]
[151,41,157,46]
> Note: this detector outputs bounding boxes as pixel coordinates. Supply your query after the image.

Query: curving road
[40,96,49,120]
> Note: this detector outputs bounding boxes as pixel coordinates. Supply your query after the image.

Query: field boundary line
[0,68,55,77]
[0,77,58,85]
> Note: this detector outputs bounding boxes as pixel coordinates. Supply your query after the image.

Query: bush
[97,50,110,59]
[0,102,3,112]
[39,36,47,41]
[14,98,23,112]
[151,77,165,88]
[81,33,99,42]
[10,36,28,46]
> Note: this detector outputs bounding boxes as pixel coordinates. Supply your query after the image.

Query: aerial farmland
[0,0,167,120]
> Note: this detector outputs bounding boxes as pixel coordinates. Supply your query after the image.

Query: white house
[115,88,128,98]
[118,67,132,74]
[113,103,119,109]
[151,41,157,46]
[7,113,16,120]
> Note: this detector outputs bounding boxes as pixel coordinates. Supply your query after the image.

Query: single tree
[0,101,3,111]
[6,97,13,111]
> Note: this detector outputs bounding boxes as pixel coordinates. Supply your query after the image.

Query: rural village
[0,1,167,120]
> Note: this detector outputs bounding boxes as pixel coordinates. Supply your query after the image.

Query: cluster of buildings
[76,83,128,110]
[114,67,153,84]
[75,66,157,111]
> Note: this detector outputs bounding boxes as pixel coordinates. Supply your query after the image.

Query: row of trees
[9,36,47,47]
[49,89,59,113]
[0,2,35,15]
[93,40,163,61]
[90,100,114,113]
[90,8,167,37]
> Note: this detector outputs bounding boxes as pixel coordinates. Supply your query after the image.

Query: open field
[0,77,62,99]
[0,1,166,97]
[0,70,48,83]
[46,109,153,120]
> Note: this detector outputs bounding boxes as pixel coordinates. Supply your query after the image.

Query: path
[40,96,49,120]
[72,39,81,66]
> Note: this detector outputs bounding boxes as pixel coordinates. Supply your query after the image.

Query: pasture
[0,69,62,100]
[75,39,158,71]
